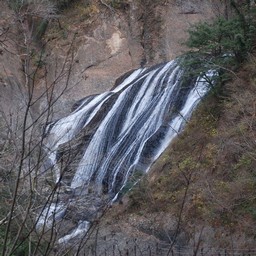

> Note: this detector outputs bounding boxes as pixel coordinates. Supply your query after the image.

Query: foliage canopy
[187,17,251,62]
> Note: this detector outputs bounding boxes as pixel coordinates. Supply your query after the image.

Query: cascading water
[39,59,215,244]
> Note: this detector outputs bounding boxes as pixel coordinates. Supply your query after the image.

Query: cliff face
[0,0,220,118]
[32,0,218,118]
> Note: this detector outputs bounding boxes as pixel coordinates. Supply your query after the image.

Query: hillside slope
[98,56,256,253]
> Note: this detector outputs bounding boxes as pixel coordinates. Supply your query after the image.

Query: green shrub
[186,17,254,63]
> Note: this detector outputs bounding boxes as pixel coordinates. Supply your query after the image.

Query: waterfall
[45,60,213,195]
[40,59,215,243]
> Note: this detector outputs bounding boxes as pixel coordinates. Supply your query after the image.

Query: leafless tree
[0,1,88,255]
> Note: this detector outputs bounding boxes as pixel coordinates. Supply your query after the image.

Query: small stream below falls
[38,59,216,244]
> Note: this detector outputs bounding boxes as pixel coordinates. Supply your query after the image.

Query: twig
[0,215,9,226]
[99,0,115,12]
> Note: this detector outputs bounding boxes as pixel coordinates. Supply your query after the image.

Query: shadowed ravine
[39,59,214,244]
